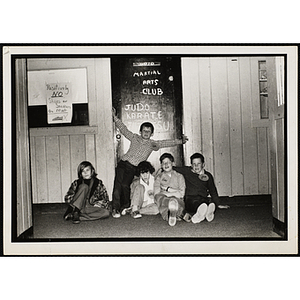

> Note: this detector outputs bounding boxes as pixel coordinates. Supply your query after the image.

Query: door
[111,56,184,172]
[14,58,33,239]
[267,57,286,237]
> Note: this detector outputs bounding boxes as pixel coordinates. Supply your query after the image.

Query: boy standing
[154,153,186,226]
[174,153,219,224]
[111,109,188,218]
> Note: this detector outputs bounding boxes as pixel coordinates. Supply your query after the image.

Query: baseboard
[272,217,286,238]
[15,226,33,241]
[219,194,271,206]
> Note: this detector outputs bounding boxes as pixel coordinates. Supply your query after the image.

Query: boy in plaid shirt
[111,108,188,218]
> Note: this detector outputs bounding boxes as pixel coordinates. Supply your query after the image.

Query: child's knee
[77,183,89,192]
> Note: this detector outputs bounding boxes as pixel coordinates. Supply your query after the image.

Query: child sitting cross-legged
[154,153,186,226]
[126,161,159,219]
[63,161,110,224]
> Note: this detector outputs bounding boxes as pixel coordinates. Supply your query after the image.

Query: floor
[31,195,282,241]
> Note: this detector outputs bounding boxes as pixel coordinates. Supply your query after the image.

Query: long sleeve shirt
[154,169,186,199]
[114,115,183,166]
[174,166,219,205]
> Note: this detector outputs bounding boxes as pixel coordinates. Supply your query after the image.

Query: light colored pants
[131,184,159,215]
[154,193,185,221]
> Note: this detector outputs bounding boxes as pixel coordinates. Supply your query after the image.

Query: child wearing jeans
[154,153,186,226]
[127,161,159,219]
[111,108,188,218]
[63,161,110,224]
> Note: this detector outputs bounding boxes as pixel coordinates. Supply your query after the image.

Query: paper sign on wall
[46,82,72,124]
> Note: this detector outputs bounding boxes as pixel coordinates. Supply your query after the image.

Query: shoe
[168,199,178,226]
[183,213,192,223]
[72,210,81,224]
[112,209,121,218]
[131,211,142,219]
[63,205,73,220]
[121,207,131,216]
[206,203,216,222]
[191,203,208,224]
[64,213,73,221]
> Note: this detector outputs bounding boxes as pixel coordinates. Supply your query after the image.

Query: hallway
[31,196,282,240]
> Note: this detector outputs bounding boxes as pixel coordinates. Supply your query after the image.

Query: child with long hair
[63,161,110,224]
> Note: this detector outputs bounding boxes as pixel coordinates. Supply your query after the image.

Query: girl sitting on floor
[63,161,110,224]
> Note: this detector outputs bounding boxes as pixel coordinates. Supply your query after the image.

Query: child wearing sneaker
[111,108,188,219]
[154,153,186,226]
[174,153,219,224]
[63,161,110,224]
[128,161,159,219]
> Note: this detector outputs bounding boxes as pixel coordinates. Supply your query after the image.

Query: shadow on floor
[31,195,282,240]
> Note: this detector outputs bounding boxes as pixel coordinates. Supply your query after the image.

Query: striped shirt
[114,115,183,166]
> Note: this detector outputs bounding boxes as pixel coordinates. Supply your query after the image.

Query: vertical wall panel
[267,133,272,195]
[239,58,259,194]
[59,136,72,201]
[45,136,62,203]
[85,134,96,166]
[190,61,202,155]
[95,58,115,197]
[210,58,231,195]
[227,58,244,195]
[257,127,269,194]
[30,136,38,204]
[35,136,48,203]
[198,58,214,173]
[276,118,285,221]
[181,58,201,165]
[15,58,33,236]
[70,135,86,180]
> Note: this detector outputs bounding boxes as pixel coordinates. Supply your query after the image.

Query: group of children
[63,109,219,227]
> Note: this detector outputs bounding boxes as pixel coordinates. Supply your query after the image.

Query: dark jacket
[174,166,219,205]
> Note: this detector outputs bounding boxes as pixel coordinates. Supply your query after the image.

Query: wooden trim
[272,217,287,238]
[29,126,98,137]
[14,226,33,241]
[251,119,270,128]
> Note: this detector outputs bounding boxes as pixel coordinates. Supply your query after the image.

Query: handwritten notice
[46,83,72,124]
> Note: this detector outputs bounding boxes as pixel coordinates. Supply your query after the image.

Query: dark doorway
[111,56,184,171]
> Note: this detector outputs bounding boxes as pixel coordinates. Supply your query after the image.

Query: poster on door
[46,82,72,124]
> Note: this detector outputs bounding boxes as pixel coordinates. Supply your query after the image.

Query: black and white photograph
[2,44,298,256]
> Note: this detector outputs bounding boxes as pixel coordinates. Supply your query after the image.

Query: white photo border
[3,44,298,255]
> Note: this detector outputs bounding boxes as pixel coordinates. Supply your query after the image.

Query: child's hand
[151,141,159,151]
[182,135,189,144]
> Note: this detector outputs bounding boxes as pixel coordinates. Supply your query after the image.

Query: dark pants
[185,195,216,214]
[112,160,137,211]
[70,183,110,221]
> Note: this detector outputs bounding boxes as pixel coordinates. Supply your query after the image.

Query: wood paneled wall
[182,57,271,197]
[28,58,114,203]
[16,59,33,236]
[29,56,272,203]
